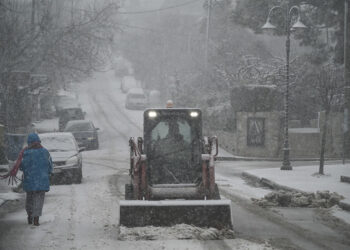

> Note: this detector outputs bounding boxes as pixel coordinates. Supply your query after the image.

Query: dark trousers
[25,191,45,217]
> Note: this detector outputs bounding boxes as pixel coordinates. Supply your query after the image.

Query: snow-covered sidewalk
[243,164,350,202]
[243,164,350,223]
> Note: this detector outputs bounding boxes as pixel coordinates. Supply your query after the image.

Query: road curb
[242,171,350,212]
[339,200,350,211]
[217,156,341,162]
[242,171,305,193]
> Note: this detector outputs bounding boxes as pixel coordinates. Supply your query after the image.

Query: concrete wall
[210,111,282,158]
[209,110,344,159]
[211,130,236,154]
[289,128,320,158]
[210,84,346,158]
[319,112,344,157]
[234,112,282,157]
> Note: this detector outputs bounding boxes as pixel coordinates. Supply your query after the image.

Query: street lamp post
[262,3,306,170]
[344,0,350,161]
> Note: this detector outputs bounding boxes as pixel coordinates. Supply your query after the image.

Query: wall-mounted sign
[247,117,265,146]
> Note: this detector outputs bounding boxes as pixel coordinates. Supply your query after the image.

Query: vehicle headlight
[66,156,78,165]
[190,111,199,118]
[148,111,157,118]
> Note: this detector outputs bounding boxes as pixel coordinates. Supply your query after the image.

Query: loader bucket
[119,199,233,229]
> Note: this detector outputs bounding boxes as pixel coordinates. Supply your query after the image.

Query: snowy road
[1,72,349,250]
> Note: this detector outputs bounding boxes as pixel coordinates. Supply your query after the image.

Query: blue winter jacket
[20,133,53,192]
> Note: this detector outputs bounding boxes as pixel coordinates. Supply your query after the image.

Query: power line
[118,23,193,37]
[118,0,202,15]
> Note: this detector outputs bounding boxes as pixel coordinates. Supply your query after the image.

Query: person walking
[19,133,52,226]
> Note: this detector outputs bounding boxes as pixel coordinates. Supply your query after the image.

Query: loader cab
[144,109,202,185]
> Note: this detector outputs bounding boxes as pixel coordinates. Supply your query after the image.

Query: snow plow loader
[119,108,233,229]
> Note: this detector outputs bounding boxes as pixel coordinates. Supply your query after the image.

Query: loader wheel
[125,184,134,200]
[212,184,221,200]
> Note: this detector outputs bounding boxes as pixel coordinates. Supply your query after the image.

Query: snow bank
[331,206,350,225]
[244,164,350,225]
[0,174,22,207]
[118,224,235,241]
[32,118,59,133]
[252,190,344,208]
[244,164,350,201]
[0,192,21,206]
[216,173,271,200]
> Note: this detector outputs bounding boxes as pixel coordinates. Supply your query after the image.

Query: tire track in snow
[84,160,129,175]
[66,168,125,248]
[104,92,142,133]
[219,188,331,250]
[90,94,130,142]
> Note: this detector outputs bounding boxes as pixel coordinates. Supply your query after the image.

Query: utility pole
[344,0,350,159]
[31,0,36,30]
[205,0,212,69]
[71,0,74,24]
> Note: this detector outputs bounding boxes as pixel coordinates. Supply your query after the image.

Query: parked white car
[40,132,84,184]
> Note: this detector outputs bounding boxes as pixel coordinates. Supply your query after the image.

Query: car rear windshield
[40,136,76,152]
[65,123,93,132]
[63,109,83,116]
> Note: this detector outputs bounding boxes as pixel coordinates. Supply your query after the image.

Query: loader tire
[125,184,134,200]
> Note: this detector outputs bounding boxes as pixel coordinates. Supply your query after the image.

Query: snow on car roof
[65,120,92,125]
[39,132,77,151]
[39,132,75,139]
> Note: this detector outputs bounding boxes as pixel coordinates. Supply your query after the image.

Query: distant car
[58,107,85,131]
[54,95,80,115]
[39,132,84,184]
[148,90,162,108]
[121,76,140,93]
[64,120,99,150]
[40,96,56,119]
[125,88,147,110]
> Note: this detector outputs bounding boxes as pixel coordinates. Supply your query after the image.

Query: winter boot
[27,216,33,224]
[33,216,40,226]
[27,213,32,224]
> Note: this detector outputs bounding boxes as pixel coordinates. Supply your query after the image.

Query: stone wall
[206,84,344,159]
[234,112,282,157]
[208,110,344,159]
[209,130,236,154]
[209,111,282,158]
[289,128,320,158]
[319,112,344,157]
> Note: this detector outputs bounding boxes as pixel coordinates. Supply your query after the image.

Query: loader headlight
[148,111,157,118]
[190,111,199,118]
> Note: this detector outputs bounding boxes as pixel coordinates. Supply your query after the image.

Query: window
[151,119,192,144]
